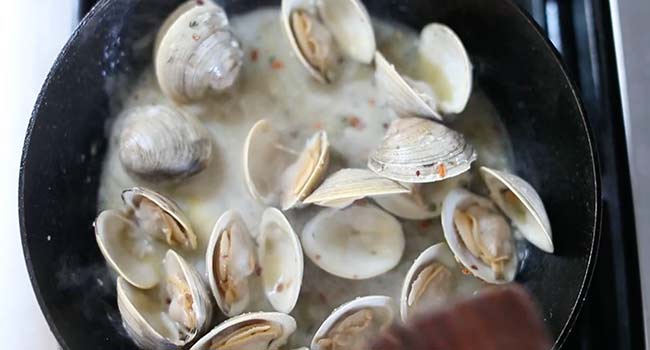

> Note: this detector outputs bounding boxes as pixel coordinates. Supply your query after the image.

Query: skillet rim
[17,0,602,348]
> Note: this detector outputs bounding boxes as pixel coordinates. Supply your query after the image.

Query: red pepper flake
[419,220,431,230]
[437,163,447,177]
[416,170,421,177]
[313,121,323,130]
[344,115,364,130]
[461,267,471,275]
[353,198,369,206]
[270,59,285,70]
[471,265,478,270]
[275,283,285,292]
[250,49,259,62]
[192,34,201,41]
[254,265,263,276]
[318,292,328,303]
[368,98,376,107]
[196,0,204,4]
[382,122,389,130]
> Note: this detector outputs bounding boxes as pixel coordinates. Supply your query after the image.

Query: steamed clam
[311,296,394,350]
[118,105,212,183]
[367,117,477,183]
[281,0,376,82]
[206,208,303,316]
[95,187,197,289]
[117,250,213,349]
[243,119,330,210]
[301,204,404,279]
[399,243,456,321]
[155,0,243,103]
[190,312,297,350]
[303,168,410,209]
[441,188,516,284]
[375,23,472,119]
[481,166,554,253]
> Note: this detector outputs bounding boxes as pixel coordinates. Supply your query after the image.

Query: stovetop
[78,0,646,348]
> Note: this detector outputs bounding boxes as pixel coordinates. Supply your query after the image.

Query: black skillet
[19,0,600,349]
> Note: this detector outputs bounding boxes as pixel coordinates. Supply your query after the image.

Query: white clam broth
[93,1,555,349]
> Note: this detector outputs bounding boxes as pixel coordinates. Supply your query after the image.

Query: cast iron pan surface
[19,0,600,349]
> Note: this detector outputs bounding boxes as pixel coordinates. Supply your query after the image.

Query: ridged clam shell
[367,117,476,183]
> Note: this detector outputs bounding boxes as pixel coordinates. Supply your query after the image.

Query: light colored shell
[118,105,212,183]
[399,243,456,321]
[117,251,213,349]
[190,312,297,350]
[441,188,517,284]
[206,210,256,317]
[374,173,470,220]
[155,0,243,103]
[94,187,197,289]
[311,296,394,350]
[95,210,162,289]
[374,52,442,120]
[257,208,304,313]
[243,119,296,206]
[281,0,375,83]
[281,131,330,210]
[367,117,476,183]
[418,23,472,114]
[301,204,404,279]
[480,167,554,253]
[303,168,410,208]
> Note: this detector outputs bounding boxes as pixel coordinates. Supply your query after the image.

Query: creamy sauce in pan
[98,8,514,347]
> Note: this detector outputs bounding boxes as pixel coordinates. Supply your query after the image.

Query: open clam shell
[117,250,213,349]
[303,168,410,208]
[368,117,476,183]
[375,52,442,120]
[311,296,394,350]
[281,130,330,210]
[257,208,304,313]
[480,166,554,253]
[190,312,297,350]
[155,0,243,103]
[118,105,212,183]
[243,119,296,206]
[441,188,517,284]
[206,210,257,317]
[399,243,456,321]
[95,187,197,289]
[374,173,470,220]
[417,23,472,114]
[281,0,375,83]
[302,204,404,279]
[244,120,330,210]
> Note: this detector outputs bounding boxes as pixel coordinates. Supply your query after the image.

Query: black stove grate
[78,0,645,348]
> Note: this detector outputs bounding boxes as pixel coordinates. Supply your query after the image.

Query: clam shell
[441,188,517,284]
[374,52,442,120]
[281,0,375,83]
[374,173,470,220]
[281,131,330,210]
[257,208,304,313]
[367,117,476,183]
[95,209,162,289]
[155,0,243,103]
[303,168,410,208]
[480,166,553,253]
[301,204,404,279]
[117,250,213,349]
[399,243,456,321]
[243,119,296,207]
[118,105,212,183]
[311,296,394,350]
[122,187,197,250]
[418,23,472,114]
[190,312,297,350]
[206,210,256,316]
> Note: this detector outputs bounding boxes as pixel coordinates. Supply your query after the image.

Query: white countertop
[0,1,78,348]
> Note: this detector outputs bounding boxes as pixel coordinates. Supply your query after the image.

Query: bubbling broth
[98,7,516,349]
